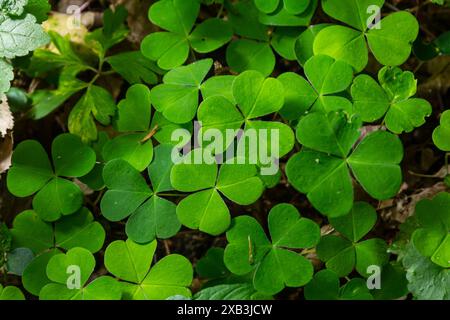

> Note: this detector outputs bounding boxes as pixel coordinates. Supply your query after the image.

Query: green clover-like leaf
[101,148,181,243]
[0,58,13,94]
[11,208,106,255]
[412,192,450,268]
[351,66,431,133]
[11,208,106,296]
[294,24,331,66]
[286,111,403,216]
[433,110,450,152]
[0,284,25,300]
[170,149,265,235]
[102,84,154,171]
[315,1,419,71]
[150,59,212,124]
[304,269,373,300]
[198,70,294,160]
[104,239,193,300]
[278,55,353,119]
[39,247,122,300]
[7,134,96,221]
[224,203,320,295]
[316,202,389,277]
[141,0,232,69]
[257,0,318,27]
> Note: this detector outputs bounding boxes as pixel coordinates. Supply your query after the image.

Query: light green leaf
[0,285,25,300]
[412,192,450,268]
[32,177,83,221]
[103,133,153,172]
[351,74,390,122]
[189,18,233,53]
[105,239,156,283]
[322,0,385,31]
[313,25,367,72]
[0,14,49,59]
[348,130,403,200]
[141,32,189,70]
[224,204,320,295]
[114,84,152,133]
[278,72,317,120]
[232,70,284,119]
[226,39,275,77]
[126,195,181,243]
[101,159,152,222]
[0,58,13,94]
[200,75,236,104]
[433,110,450,151]
[51,133,96,177]
[150,59,212,124]
[366,11,419,67]
[40,248,122,300]
[11,208,105,255]
[148,0,199,36]
[294,24,331,66]
[22,248,60,296]
[105,239,193,300]
[177,188,230,236]
[271,27,304,60]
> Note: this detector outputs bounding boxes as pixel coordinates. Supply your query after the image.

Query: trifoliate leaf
[141,0,231,69]
[103,84,154,171]
[40,247,122,300]
[224,203,320,295]
[226,39,275,77]
[315,3,419,72]
[351,67,431,133]
[11,208,106,255]
[101,158,181,243]
[7,134,96,221]
[150,59,212,124]
[0,59,13,94]
[286,111,403,217]
[171,149,264,235]
[316,202,389,277]
[104,239,193,300]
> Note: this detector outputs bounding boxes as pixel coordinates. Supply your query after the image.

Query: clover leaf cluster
[0,0,448,302]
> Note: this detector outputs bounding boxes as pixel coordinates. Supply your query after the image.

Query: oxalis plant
[0,0,449,301]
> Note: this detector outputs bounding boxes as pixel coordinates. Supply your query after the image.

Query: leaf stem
[140,124,159,143]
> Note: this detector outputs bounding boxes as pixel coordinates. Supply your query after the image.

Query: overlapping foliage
[0,0,449,301]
